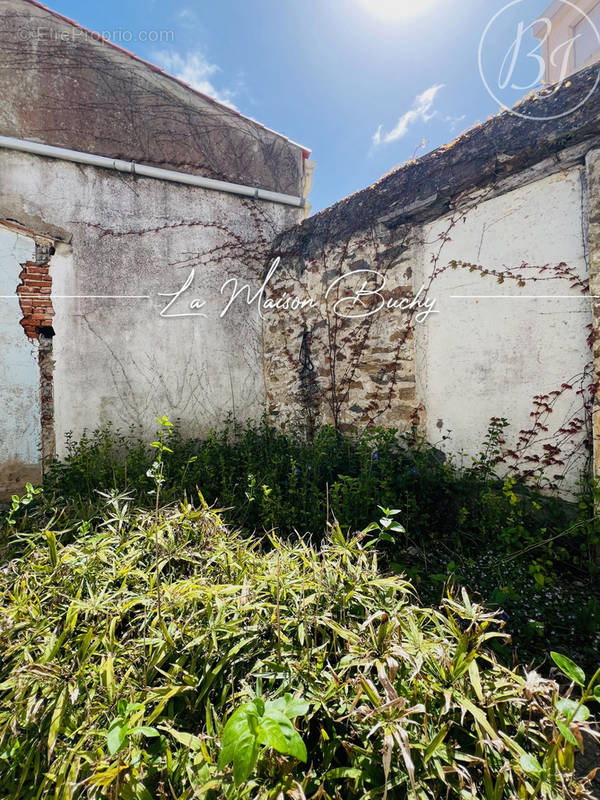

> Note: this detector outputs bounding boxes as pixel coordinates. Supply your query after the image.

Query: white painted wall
[0,225,41,491]
[0,150,593,494]
[535,0,600,83]
[0,150,302,458]
[415,167,591,488]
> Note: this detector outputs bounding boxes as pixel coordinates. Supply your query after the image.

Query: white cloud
[444,113,467,132]
[373,84,445,146]
[154,51,237,109]
[176,9,197,23]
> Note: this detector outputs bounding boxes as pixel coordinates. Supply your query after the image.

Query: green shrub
[37,419,583,555]
[0,500,598,798]
[5,418,599,672]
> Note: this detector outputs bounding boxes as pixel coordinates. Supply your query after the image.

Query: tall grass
[0,497,598,798]
[18,419,600,669]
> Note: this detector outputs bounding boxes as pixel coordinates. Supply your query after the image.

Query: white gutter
[0,135,306,209]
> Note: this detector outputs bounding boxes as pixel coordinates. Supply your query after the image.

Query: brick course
[17,260,55,339]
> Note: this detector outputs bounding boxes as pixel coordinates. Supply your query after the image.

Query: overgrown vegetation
[1,499,599,799]
[14,418,600,670]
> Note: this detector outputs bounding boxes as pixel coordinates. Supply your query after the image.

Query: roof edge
[20,0,311,158]
[277,62,600,255]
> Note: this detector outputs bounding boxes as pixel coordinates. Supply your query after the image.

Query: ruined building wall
[265,120,600,491]
[0,0,307,196]
[0,0,308,498]
[0,150,301,499]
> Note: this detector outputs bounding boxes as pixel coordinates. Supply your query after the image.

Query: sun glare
[356,0,438,22]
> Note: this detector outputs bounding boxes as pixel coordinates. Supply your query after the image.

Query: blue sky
[46,0,555,212]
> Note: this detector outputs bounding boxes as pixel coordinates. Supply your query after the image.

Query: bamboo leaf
[47,687,67,761]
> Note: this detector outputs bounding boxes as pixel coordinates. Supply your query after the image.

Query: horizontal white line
[451,295,598,299]
[0,295,151,299]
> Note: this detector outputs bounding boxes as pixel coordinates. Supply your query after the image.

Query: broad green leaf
[256,715,288,752]
[550,652,585,687]
[232,734,259,786]
[259,709,307,761]
[281,728,307,762]
[252,697,265,716]
[217,703,261,784]
[555,698,589,723]
[282,694,310,718]
[129,726,159,738]
[107,720,127,755]
[264,695,309,719]
[520,753,543,777]
[556,720,579,747]
[218,705,258,769]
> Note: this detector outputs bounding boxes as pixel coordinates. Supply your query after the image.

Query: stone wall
[265,226,419,434]
[265,66,600,490]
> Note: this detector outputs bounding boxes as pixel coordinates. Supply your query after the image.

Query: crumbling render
[16,240,56,466]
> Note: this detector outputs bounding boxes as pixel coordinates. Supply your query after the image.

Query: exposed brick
[17,260,54,339]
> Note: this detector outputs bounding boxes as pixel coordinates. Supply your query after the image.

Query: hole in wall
[15,239,57,470]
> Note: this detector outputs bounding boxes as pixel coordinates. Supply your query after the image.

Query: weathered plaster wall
[0,150,302,462]
[416,166,591,482]
[585,148,600,481]
[0,0,309,493]
[0,225,42,495]
[266,155,596,490]
[0,0,307,196]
